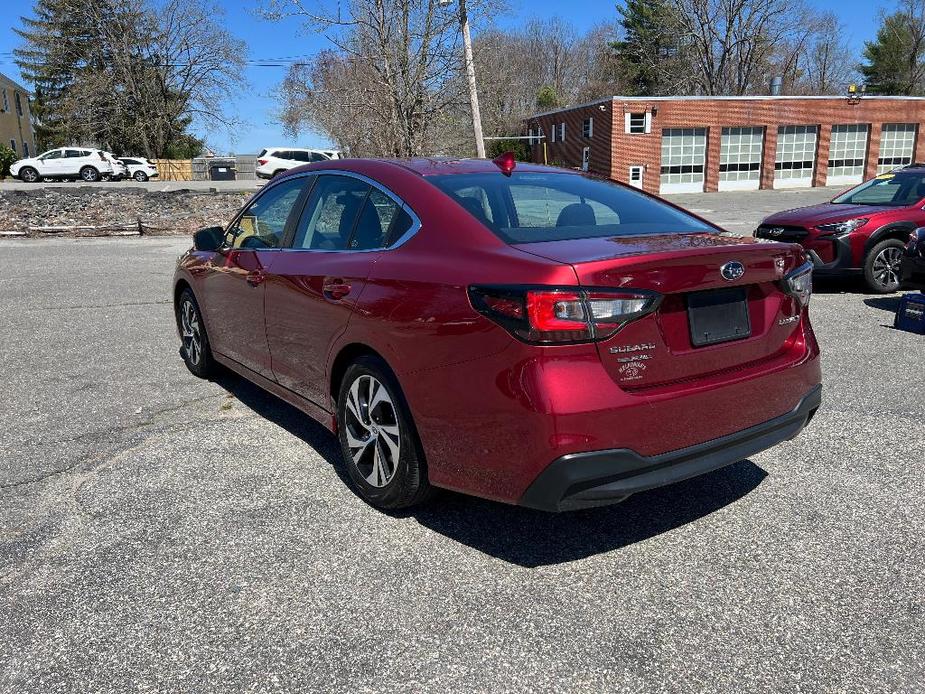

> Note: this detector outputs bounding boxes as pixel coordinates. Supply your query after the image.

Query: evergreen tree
[614,0,683,96]
[861,7,925,95]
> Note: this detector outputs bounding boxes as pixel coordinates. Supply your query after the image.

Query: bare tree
[263,0,499,157]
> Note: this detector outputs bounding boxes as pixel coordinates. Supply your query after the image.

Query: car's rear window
[427,172,715,243]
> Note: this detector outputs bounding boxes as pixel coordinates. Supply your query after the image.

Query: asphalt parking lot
[1,189,923,692]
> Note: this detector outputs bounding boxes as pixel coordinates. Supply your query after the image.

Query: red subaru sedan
[173,156,821,512]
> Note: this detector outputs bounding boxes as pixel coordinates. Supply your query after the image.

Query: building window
[774,125,818,182]
[625,112,651,134]
[9,139,16,153]
[581,146,590,171]
[1,89,7,113]
[550,124,555,143]
[14,92,22,117]
[719,127,763,185]
[628,165,644,189]
[558,122,566,142]
[877,124,916,173]
[660,128,707,191]
[583,117,593,138]
[828,124,869,181]
[23,142,29,157]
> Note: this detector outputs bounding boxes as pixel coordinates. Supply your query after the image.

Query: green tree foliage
[614,0,683,95]
[0,144,18,178]
[14,0,244,157]
[486,138,531,161]
[862,3,925,95]
[536,86,560,109]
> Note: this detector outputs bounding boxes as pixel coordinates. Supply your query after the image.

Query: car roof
[376,157,578,177]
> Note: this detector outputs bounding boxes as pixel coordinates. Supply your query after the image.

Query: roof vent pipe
[770,76,783,96]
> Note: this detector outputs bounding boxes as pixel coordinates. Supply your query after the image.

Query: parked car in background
[173,155,821,513]
[119,157,159,182]
[756,166,925,293]
[900,227,925,290]
[255,147,342,179]
[101,152,128,181]
[10,147,115,183]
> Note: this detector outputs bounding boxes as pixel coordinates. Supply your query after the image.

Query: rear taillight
[257,159,268,166]
[98,152,106,160]
[781,261,813,309]
[469,286,661,344]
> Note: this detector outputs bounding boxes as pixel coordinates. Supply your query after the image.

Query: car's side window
[350,188,405,250]
[225,177,307,249]
[40,150,61,160]
[292,175,371,250]
[64,149,81,158]
[310,152,328,162]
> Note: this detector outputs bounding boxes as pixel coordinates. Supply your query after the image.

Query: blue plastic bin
[894,292,925,335]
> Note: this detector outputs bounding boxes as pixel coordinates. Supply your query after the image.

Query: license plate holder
[687,287,751,347]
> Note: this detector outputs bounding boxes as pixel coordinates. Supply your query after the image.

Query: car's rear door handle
[246,270,265,287]
[323,279,352,300]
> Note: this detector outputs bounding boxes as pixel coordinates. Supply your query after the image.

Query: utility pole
[456,0,485,157]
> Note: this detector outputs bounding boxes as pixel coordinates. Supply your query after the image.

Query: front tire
[80,166,100,183]
[19,167,39,183]
[336,356,432,510]
[864,239,905,293]
[176,288,217,378]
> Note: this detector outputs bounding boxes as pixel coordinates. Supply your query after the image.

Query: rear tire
[134,171,149,182]
[19,167,38,183]
[272,169,284,178]
[864,239,905,293]
[80,166,100,183]
[176,288,217,379]
[336,356,433,510]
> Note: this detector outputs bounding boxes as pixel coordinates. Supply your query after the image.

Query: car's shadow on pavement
[863,296,902,313]
[215,371,768,568]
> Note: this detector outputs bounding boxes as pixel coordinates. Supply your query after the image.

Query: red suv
[173,156,821,512]
[757,166,925,293]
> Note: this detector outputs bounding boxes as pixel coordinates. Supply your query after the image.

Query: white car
[11,147,115,183]
[119,157,160,182]
[102,152,129,181]
[255,147,342,179]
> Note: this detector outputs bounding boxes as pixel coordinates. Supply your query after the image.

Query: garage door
[660,128,706,194]
[774,125,817,189]
[827,124,868,187]
[877,124,917,174]
[718,127,763,191]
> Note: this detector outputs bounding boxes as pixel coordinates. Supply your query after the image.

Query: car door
[37,149,64,176]
[62,149,84,176]
[265,173,414,406]
[197,176,311,378]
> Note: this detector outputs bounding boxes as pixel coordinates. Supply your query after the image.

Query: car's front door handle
[323,279,352,300]
[246,270,265,287]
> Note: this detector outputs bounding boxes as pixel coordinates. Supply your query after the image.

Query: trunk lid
[515,233,807,389]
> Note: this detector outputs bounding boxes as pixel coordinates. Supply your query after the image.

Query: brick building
[0,72,35,158]
[525,95,925,195]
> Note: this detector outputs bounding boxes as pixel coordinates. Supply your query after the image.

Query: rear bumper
[519,384,822,512]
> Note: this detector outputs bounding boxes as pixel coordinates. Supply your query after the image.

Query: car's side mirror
[193,226,225,252]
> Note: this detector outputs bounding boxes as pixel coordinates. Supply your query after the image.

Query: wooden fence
[152,159,193,181]
[152,157,257,181]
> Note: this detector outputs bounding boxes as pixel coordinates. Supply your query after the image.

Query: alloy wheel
[180,299,203,366]
[872,247,902,290]
[343,375,401,488]
[81,167,98,182]
[22,168,37,182]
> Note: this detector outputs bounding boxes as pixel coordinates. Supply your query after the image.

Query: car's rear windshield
[832,172,925,206]
[427,172,716,243]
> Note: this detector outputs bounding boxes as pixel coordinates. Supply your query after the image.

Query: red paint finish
[175,157,821,506]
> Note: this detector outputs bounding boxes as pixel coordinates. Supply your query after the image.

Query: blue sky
[0,0,894,154]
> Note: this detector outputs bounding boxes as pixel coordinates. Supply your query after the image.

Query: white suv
[11,147,115,183]
[255,148,342,179]
[119,157,160,182]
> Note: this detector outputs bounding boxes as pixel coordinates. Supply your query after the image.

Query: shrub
[486,138,531,162]
[0,145,17,179]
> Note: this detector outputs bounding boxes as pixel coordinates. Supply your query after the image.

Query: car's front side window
[226,177,307,249]
[39,150,61,160]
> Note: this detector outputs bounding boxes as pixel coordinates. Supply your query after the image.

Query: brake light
[257,159,268,166]
[469,286,661,344]
[780,261,813,309]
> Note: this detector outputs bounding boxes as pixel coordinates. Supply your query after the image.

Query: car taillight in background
[257,159,268,166]
[468,286,661,344]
